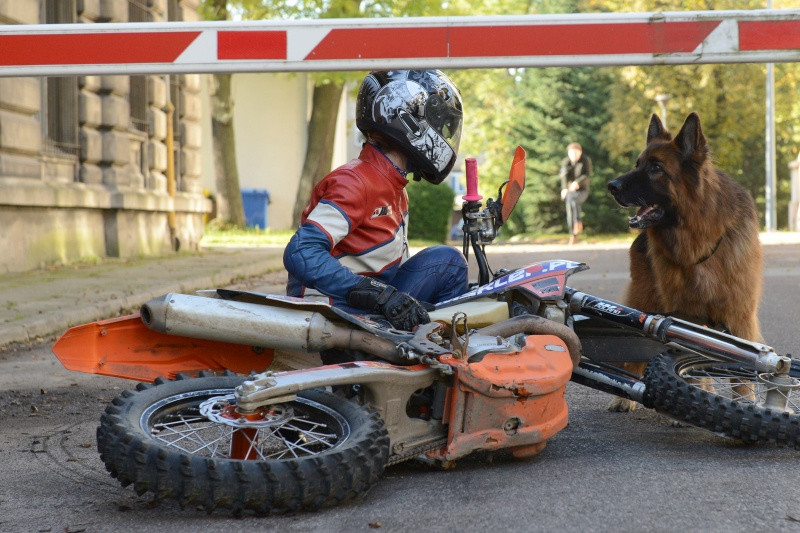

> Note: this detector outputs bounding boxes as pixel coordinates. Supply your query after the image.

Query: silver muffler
[140,293,401,361]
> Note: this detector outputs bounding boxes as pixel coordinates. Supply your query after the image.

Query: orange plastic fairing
[501,146,526,223]
[431,334,572,461]
[52,313,273,382]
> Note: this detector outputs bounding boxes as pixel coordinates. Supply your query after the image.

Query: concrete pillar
[789,156,800,232]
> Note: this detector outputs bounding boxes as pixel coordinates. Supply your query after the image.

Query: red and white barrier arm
[0,10,799,76]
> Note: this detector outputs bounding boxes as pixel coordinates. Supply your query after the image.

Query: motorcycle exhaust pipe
[140,293,402,362]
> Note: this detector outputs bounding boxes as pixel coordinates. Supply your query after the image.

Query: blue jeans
[322,245,468,364]
[333,245,468,311]
[388,245,468,304]
[565,189,589,235]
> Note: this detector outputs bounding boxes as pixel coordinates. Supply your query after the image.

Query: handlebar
[463,158,483,202]
[459,148,526,286]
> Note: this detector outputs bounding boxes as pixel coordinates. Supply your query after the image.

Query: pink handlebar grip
[462,158,483,202]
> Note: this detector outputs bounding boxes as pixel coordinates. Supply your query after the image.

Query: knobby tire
[96,374,390,515]
[642,350,800,447]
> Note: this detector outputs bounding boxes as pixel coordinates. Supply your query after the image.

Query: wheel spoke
[678,359,800,410]
[101,378,387,514]
[144,394,347,460]
[154,419,234,456]
[232,428,270,461]
[265,422,334,459]
[281,420,338,444]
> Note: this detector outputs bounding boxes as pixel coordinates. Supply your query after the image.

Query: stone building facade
[0,0,209,273]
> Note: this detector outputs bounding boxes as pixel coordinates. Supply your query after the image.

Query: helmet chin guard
[356,70,462,185]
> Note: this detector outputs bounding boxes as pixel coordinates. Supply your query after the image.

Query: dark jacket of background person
[559,154,592,193]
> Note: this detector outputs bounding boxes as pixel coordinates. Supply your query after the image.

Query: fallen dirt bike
[53,147,800,515]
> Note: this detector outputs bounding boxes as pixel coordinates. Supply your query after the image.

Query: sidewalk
[0,245,286,348]
[2,232,799,349]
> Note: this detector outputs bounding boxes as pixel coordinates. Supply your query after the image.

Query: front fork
[565,288,796,409]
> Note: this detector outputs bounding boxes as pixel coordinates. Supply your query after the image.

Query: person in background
[284,70,468,346]
[559,142,592,245]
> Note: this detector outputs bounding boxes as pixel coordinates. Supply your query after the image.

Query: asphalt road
[1,244,799,532]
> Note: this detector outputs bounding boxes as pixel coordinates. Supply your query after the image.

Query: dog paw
[608,397,638,412]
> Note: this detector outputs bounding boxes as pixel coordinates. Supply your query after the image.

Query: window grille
[128,1,149,132]
[43,0,79,156]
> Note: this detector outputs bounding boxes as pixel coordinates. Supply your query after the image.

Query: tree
[509,65,627,235]
[452,0,631,237]
[204,0,800,233]
[289,1,361,227]
[450,68,520,197]
[200,1,358,230]
[202,0,246,227]
[291,81,347,225]
[596,0,800,230]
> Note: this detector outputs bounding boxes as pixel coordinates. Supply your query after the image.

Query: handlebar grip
[463,158,483,202]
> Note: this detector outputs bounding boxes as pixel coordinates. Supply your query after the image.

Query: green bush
[406,179,456,242]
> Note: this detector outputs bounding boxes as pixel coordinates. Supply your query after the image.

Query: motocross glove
[346,277,430,331]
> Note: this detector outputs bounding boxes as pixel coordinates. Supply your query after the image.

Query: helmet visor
[424,92,462,157]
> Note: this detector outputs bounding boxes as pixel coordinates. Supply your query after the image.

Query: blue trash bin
[241,188,270,229]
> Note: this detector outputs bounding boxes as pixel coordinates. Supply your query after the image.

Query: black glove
[346,277,430,331]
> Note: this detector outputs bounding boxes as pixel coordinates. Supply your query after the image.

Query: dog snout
[608,179,623,195]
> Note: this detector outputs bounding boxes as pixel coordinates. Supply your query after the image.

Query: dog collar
[695,235,723,265]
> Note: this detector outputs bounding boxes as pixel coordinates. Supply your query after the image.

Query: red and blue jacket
[284,144,409,302]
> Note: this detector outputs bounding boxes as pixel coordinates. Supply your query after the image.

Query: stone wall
[0,0,209,273]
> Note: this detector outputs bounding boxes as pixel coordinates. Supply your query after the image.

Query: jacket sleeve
[283,222,362,299]
[283,174,368,299]
[575,156,592,188]
[558,157,569,190]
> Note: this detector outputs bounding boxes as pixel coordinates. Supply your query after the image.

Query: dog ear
[646,114,670,144]
[674,112,707,160]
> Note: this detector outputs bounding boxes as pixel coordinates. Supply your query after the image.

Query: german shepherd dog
[606,112,763,411]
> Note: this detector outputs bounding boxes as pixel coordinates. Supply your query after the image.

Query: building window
[128,1,150,132]
[168,0,181,21]
[167,0,184,189]
[169,75,183,189]
[43,0,79,156]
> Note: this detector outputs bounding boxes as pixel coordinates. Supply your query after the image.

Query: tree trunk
[292,82,345,227]
[208,72,246,228]
[206,0,245,228]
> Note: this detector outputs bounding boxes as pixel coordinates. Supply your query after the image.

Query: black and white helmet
[356,70,463,185]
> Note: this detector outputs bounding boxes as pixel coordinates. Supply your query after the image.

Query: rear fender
[52,313,272,382]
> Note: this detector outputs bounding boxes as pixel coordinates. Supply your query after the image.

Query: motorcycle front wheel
[97,375,389,515]
[642,350,800,447]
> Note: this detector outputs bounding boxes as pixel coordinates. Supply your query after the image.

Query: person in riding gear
[284,70,468,333]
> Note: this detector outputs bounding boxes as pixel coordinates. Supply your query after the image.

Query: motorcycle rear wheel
[642,350,800,447]
[97,375,389,514]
